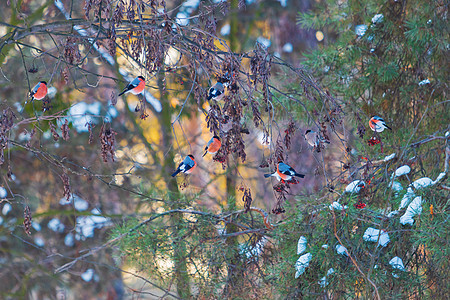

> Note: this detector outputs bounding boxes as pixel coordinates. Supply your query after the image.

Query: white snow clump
[345,180,365,193]
[295,253,312,278]
[363,227,390,247]
[297,236,307,255]
[400,196,423,225]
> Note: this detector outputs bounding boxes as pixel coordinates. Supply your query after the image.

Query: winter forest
[0,0,448,299]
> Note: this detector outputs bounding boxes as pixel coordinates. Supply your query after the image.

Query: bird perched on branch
[207,82,225,101]
[118,76,145,96]
[202,136,221,157]
[28,81,47,103]
[304,129,330,148]
[171,155,197,177]
[264,162,305,182]
[369,116,391,132]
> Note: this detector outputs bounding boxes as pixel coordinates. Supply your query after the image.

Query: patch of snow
[2,203,12,215]
[418,79,430,86]
[390,181,403,192]
[176,12,189,26]
[411,177,433,189]
[372,14,384,24]
[220,24,230,36]
[256,36,271,48]
[318,268,335,287]
[384,153,396,162]
[81,269,95,282]
[32,221,41,232]
[241,237,267,260]
[345,180,365,193]
[34,236,45,247]
[363,227,390,247]
[0,216,3,225]
[394,165,411,177]
[64,233,75,247]
[0,187,7,198]
[295,253,312,278]
[48,218,65,233]
[400,196,423,225]
[387,210,399,218]
[389,256,405,271]
[47,86,57,98]
[432,172,446,185]
[282,43,293,53]
[427,19,432,25]
[390,256,405,278]
[329,201,347,211]
[297,236,307,255]
[107,106,118,118]
[277,0,287,7]
[60,194,89,211]
[399,187,415,210]
[321,244,329,249]
[355,25,368,36]
[336,245,348,256]
[75,209,110,240]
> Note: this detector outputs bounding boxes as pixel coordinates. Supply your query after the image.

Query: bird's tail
[207,94,212,100]
[295,173,305,178]
[384,123,392,130]
[118,90,126,97]
[171,169,181,177]
[264,173,273,178]
[202,150,208,157]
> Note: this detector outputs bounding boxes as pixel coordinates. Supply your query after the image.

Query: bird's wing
[214,82,224,92]
[130,77,141,88]
[31,83,40,95]
[278,163,295,175]
[184,156,195,168]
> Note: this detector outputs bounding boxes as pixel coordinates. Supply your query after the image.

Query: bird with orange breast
[171,155,197,177]
[118,76,145,96]
[264,162,305,182]
[202,136,221,157]
[369,116,391,132]
[27,81,48,103]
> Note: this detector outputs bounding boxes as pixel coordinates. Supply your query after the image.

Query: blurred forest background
[0,0,448,299]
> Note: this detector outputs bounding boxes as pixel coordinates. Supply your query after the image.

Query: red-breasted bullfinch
[202,136,221,157]
[304,129,330,148]
[29,81,48,102]
[171,155,197,177]
[264,162,305,181]
[369,116,391,132]
[118,76,145,96]
[207,82,224,100]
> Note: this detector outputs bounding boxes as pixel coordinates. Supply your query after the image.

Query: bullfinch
[264,162,305,181]
[28,81,48,102]
[171,155,197,177]
[369,116,391,132]
[118,76,145,96]
[304,129,330,148]
[207,82,224,101]
[202,136,221,157]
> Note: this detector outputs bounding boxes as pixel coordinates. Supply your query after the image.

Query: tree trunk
[158,71,191,299]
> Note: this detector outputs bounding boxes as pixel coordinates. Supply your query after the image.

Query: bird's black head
[213,135,220,141]
[39,81,47,85]
[188,154,195,160]
[138,76,145,81]
[305,129,312,135]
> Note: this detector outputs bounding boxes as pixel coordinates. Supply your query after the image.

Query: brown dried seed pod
[23,205,32,235]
